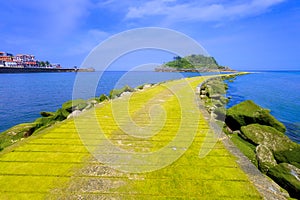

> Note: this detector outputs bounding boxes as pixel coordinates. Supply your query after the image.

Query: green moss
[40,111,54,117]
[109,85,135,99]
[0,123,36,150]
[267,163,300,199]
[274,147,300,164]
[76,102,88,110]
[99,94,109,102]
[62,99,87,112]
[52,108,70,121]
[226,100,286,132]
[230,133,258,167]
[34,117,56,129]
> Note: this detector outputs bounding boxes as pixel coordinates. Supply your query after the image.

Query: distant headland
[155,54,236,72]
[0,51,94,73]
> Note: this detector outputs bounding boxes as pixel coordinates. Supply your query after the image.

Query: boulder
[109,85,135,99]
[241,124,300,166]
[214,107,226,121]
[256,144,277,173]
[273,147,300,166]
[240,124,294,152]
[34,117,56,129]
[67,110,82,119]
[53,108,70,121]
[40,111,54,117]
[225,100,286,132]
[0,123,37,150]
[62,99,87,112]
[76,102,88,111]
[120,91,131,97]
[267,163,300,199]
[83,103,93,111]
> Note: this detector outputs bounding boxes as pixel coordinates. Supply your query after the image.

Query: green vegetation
[267,163,300,199]
[223,100,300,198]
[109,85,135,99]
[229,133,258,167]
[0,76,261,199]
[0,123,36,150]
[161,54,231,71]
[200,75,239,121]
[225,100,286,132]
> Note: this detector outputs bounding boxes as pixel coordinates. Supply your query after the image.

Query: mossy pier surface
[0,75,261,199]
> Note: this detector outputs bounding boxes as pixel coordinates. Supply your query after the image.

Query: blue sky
[1,0,299,70]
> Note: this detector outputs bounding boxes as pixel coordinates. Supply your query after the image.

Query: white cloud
[125,0,286,23]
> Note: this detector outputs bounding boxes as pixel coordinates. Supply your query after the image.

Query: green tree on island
[163,54,221,70]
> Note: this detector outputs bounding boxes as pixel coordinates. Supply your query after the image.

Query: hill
[156,54,234,72]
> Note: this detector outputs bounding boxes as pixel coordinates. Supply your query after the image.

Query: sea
[0,71,299,143]
[226,71,300,143]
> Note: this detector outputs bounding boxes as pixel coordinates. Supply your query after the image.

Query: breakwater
[0,75,264,199]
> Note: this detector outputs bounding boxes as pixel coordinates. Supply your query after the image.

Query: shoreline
[0,67,95,73]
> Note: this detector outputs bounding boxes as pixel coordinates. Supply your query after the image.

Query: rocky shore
[200,74,300,199]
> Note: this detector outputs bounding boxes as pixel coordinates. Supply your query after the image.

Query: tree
[45,61,50,67]
[173,56,182,61]
[39,61,46,67]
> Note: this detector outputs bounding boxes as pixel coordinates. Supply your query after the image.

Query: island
[155,54,236,72]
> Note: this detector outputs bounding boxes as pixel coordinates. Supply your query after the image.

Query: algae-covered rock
[52,108,70,121]
[240,124,294,152]
[34,117,56,129]
[256,144,277,173]
[62,99,87,112]
[241,124,300,166]
[267,163,300,199]
[99,94,109,102]
[205,81,227,97]
[225,100,286,132]
[76,102,88,111]
[40,111,54,117]
[273,147,300,165]
[109,85,135,99]
[0,123,36,150]
[214,107,226,120]
[67,110,82,119]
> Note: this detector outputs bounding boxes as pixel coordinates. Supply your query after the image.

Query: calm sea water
[0,71,202,132]
[226,71,300,143]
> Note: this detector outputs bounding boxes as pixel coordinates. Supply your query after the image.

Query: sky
[1,0,299,70]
